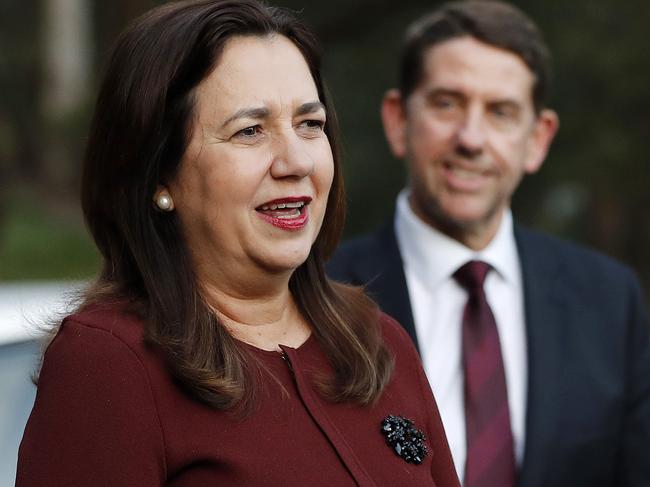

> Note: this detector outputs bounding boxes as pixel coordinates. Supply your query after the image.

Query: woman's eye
[298,119,325,131]
[234,125,262,139]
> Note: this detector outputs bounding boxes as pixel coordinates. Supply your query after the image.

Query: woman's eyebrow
[295,101,326,116]
[221,107,270,128]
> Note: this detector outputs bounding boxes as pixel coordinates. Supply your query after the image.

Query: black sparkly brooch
[381,415,428,465]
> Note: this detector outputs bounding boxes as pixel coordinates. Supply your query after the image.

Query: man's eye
[432,97,457,110]
[491,105,518,121]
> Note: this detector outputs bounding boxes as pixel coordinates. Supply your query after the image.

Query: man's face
[382,36,557,249]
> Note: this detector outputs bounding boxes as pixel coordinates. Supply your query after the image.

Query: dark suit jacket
[327,220,650,487]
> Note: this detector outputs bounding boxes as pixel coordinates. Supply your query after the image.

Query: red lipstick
[255,196,311,231]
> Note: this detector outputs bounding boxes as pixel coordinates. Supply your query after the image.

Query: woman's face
[168,35,334,282]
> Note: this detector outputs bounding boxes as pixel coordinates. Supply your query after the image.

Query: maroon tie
[454,261,515,487]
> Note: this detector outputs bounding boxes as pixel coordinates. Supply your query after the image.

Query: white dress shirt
[394,189,527,484]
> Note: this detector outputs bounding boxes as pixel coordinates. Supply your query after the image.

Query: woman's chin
[255,248,312,275]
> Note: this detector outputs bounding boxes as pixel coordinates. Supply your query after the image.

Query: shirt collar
[394,188,521,290]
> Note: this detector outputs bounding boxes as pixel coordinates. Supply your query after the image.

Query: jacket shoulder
[329,233,382,266]
[517,226,638,282]
[21,301,167,484]
[327,223,397,284]
[64,301,147,351]
[516,226,645,312]
[378,312,414,351]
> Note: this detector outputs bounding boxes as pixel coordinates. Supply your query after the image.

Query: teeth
[259,201,305,211]
[275,209,301,219]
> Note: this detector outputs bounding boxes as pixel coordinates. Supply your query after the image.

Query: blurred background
[0,0,649,482]
[1,0,649,287]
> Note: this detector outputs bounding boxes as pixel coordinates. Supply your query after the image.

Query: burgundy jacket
[17,303,459,486]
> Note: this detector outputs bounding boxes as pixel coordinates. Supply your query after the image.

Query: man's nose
[269,132,315,179]
[455,108,486,158]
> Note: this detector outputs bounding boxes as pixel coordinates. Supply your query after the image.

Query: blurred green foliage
[0,0,648,299]
[0,190,99,281]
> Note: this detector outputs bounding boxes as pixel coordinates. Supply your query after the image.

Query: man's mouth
[443,160,492,191]
[443,161,488,180]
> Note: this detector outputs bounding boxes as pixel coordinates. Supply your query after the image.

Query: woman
[17,1,459,485]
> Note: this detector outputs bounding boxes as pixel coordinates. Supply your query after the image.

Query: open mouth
[255,196,312,229]
[256,198,310,218]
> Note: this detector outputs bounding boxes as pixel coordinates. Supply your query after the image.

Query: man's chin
[423,201,482,228]
[422,201,504,243]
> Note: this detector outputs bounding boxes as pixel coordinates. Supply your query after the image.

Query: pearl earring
[155,191,174,211]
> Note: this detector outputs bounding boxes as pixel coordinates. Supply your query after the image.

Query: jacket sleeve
[16,319,166,486]
[617,272,650,486]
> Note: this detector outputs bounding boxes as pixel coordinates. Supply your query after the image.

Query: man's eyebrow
[425,88,522,107]
[425,87,465,100]
[221,107,270,128]
[489,99,522,109]
[295,101,326,117]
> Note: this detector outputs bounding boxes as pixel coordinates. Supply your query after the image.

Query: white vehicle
[0,281,81,485]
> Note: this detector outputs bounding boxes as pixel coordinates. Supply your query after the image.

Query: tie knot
[453,260,491,290]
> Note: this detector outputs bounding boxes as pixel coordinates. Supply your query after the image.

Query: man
[327,2,650,487]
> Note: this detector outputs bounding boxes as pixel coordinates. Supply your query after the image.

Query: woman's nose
[269,132,315,179]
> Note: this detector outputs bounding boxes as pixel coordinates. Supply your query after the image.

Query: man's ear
[524,108,559,174]
[381,89,408,159]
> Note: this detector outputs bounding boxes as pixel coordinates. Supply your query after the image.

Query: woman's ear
[154,186,175,211]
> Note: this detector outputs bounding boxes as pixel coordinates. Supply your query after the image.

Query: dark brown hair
[400,0,551,112]
[79,0,392,411]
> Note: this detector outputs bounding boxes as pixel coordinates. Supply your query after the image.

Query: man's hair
[400,0,551,112]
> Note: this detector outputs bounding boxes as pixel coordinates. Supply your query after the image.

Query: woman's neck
[200,277,311,352]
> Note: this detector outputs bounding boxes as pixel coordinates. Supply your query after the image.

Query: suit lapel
[353,221,571,485]
[346,219,573,484]
[363,222,420,350]
[515,226,569,487]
